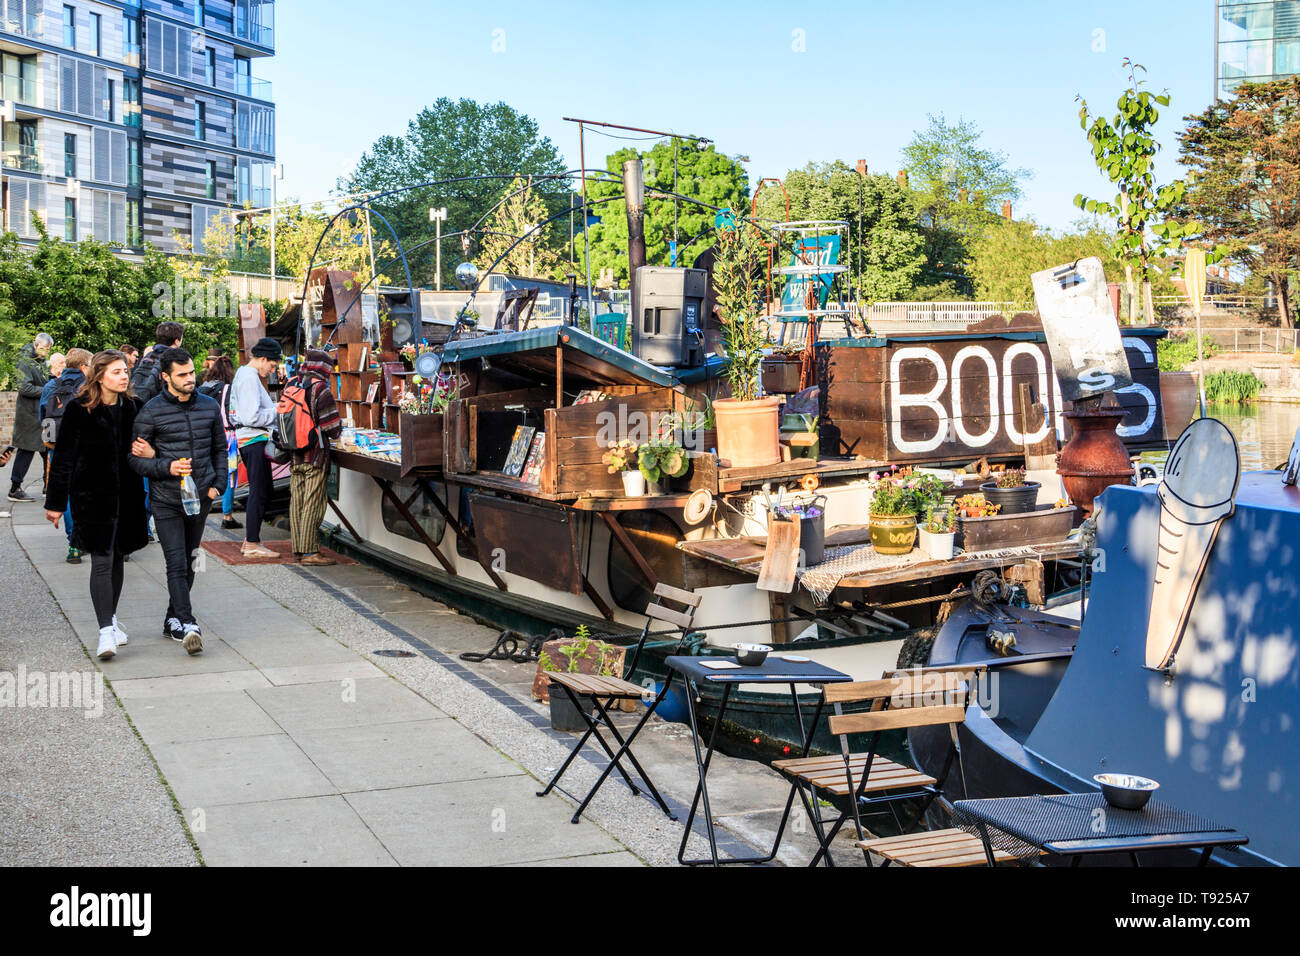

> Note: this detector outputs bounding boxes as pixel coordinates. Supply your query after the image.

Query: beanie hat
[251,337,282,360]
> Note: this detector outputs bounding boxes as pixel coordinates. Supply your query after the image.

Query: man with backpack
[41,348,92,563]
[131,321,185,406]
[282,349,343,566]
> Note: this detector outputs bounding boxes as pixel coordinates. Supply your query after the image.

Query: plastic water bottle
[180,466,200,517]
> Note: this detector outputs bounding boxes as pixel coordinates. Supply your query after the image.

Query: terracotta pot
[1058,408,1134,516]
[1160,371,1199,440]
[869,513,917,555]
[714,396,781,467]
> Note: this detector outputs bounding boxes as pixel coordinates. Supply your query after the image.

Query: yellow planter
[869,513,918,555]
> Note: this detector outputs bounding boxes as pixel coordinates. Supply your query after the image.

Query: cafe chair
[774,665,1014,867]
[536,582,702,824]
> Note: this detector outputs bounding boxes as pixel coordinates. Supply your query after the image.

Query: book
[573,390,608,405]
[520,432,546,486]
[501,425,535,477]
[365,382,380,405]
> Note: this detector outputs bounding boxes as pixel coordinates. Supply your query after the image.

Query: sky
[260,0,1216,233]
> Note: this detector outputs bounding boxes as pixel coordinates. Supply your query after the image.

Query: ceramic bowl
[732,643,772,666]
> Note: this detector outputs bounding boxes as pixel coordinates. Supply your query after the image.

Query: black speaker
[631,267,707,368]
[381,291,421,347]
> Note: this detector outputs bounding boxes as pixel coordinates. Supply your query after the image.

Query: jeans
[89,519,124,630]
[240,442,272,544]
[154,498,212,625]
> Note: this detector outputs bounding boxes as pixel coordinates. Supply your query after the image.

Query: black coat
[12,343,48,451]
[130,389,228,509]
[130,344,166,405]
[44,397,149,555]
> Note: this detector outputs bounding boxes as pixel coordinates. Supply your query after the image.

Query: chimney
[856,159,868,176]
[1001,200,1013,220]
[897,170,909,189]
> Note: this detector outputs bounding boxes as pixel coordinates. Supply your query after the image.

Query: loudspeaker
[381,291,421,348]
[631,267,707,368]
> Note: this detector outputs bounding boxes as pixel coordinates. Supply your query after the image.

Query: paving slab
[196,796,398,867]
[217,630,363,669]
[124,690,284,744]
[501,851,645,867]
[111,669,274,699]
[246,677,442,734]
[152,734,338,808]
[259,659,386,686]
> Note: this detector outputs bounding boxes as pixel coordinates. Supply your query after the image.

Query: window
[64,133,77,178]
[127,199,141,247]
[194,100,206,141]
[206,48,217,87]
[90,12,101,56]
[123,78,140,127]
[1,52,38,105]
[128,137,141,187]
[206,159,217,199]
[63,5,76,49]
[123,15,140,65]
[235,56,250,95]
[195,1,205,27]
[65,198,77,241]
[104,78,115,122]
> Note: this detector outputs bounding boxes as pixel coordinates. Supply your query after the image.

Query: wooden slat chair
[536,582,702,824]
[773,667,995,867]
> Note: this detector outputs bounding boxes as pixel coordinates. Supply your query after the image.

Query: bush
[1158,332,1216,371]
[1204,369,1265,404]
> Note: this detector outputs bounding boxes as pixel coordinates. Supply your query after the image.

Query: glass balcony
[235,76,273,101]
[1,75,37,106]
[1,145,42,173]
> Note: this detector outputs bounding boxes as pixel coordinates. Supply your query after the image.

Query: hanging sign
[1031,257,1133,403]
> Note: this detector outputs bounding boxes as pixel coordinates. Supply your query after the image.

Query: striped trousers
[290,463,329,556]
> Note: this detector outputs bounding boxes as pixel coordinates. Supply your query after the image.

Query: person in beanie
[288,349,344,566]
[9,332,53,502]
[230,337,281,558]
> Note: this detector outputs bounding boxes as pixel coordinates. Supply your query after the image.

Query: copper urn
[1057,408,1134,516]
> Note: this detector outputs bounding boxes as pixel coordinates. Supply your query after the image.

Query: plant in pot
[918,507,956,561]
[602,440,643,497]
[954,493,1002,518]
[538,625,621,732]
[712,220,781,467]
[981,467,1040,515]
[637,437,690,495]
[868,471,924,555]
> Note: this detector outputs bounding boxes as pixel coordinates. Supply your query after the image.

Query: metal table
[953,793,1248,866]
[664,655,853,867]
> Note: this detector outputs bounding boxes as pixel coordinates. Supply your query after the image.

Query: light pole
[429,206,448,290]
[270,162,284,300]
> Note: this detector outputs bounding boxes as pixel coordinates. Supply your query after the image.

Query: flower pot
[621,470,646,497]
[548,688,593,732]
[980,480,1041,516]
[869,513,917,555]
[1057,408,1134,517]
[918,528,955,561]
[797,511,825,566]
[714,396,781,468]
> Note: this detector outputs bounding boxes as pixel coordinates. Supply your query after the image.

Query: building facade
[1,0,275,253]
[1216,0,1300,98]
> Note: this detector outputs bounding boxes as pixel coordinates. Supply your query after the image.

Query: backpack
[41,375,83,447]
[131,347,164,404]
[274,376,320,453]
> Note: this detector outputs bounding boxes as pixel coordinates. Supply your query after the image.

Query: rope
[458,629,546,664]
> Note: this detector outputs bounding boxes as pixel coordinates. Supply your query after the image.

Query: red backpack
[275,376,320,452]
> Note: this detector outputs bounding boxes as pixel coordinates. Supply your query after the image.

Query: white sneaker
[113,615,129,646]
[97,627,117,661]
[181,623,203,656]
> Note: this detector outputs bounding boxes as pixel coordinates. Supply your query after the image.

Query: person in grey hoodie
[230,338,281,558]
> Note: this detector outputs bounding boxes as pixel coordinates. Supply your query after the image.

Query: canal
[1139,401,1300,472]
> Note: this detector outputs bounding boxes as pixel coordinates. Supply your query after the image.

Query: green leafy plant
[540,628,619,677]
[637,438,690,484]
[1158,332,1216,371]
[993,467,1028,488]
[1075,60,1191,324]
[601,439,639,473]
[869,471,942,517]
[1203,369,1265,404]
[923,508,954,534]
[712,220,768,401]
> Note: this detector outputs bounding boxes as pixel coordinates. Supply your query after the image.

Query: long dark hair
[204,354,236,386]
[77,350,135,411]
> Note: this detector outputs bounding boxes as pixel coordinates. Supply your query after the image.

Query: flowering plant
[399,371,457,416]
[955,493,1001,518]
[601,440,639,474]
[399,344,418,363]
[869,468,946,517]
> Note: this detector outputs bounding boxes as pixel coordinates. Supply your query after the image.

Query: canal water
[1139,401,1300,472]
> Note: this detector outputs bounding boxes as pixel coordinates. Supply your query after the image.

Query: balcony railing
[235,76,273,101]
[1,6,41,39]
[1,145,42,173]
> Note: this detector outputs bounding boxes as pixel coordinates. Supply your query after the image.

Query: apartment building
[1,0,275,254]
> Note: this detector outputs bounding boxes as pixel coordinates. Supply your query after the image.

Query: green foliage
[712,221,768,401]
[869,470,944,517]
[574,140,749,286]
[1157,332,1216,371]
[637,438,690,484]
[1075,60,1190,322]
[752,162,925,303]
[967,218,1122,305]
[474,175,565,279]
[994,467,1028,488]
[343,98,570,289]
[540,632,618,676]
[1203,369,1264,404]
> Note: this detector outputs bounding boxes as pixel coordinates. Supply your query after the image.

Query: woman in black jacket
[44,351,151,661]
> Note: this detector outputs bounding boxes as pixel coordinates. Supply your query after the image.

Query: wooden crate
[399,412,444,473]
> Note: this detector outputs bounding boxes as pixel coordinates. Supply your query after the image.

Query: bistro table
[952,793,1248,866]
[664,654,853,867]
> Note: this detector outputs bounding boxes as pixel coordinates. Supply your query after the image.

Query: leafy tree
[342,98,570,288]
[903,114,1032,290]
[475,176,564,278]
[1075,60,1190,324]
[574,140,749,286]
[1178,76,1300,329]
[753,161,925,303]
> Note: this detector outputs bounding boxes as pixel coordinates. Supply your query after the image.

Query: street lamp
[429,206,448,290]
[270,162,284,300]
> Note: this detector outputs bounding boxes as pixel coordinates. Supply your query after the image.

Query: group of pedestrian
[8,322,346,664]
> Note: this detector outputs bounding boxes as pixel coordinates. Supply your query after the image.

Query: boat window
[380,479,446,547]
[607,511,687,614]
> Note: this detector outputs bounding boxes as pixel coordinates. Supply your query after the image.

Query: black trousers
[9,448,47,490]
[154,498,212,625]
[240,443,272,544]
[89,519,125,631]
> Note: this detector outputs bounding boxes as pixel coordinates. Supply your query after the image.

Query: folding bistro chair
[536,583,702,824]
[774,665,1013,867]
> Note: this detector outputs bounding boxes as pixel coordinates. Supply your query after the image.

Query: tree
[754,161,925,303]
[342,98,570,288]
[903,114,1032,290]
[1178,76,1300,329]
[474,176,564,278]
[574,140,749,286]
[1075,60,1190,324]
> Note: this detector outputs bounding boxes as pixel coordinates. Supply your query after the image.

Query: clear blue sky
[261,0,1215,231]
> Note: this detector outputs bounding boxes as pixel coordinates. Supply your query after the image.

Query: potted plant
[918,508,956,561]
[981,467,1040,515]
[602,440,644,497]
[637,437,690,495]
[537,625,622,731]
[712,220,781,467]
[867,471,921,555]
[955,493,1002,518]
